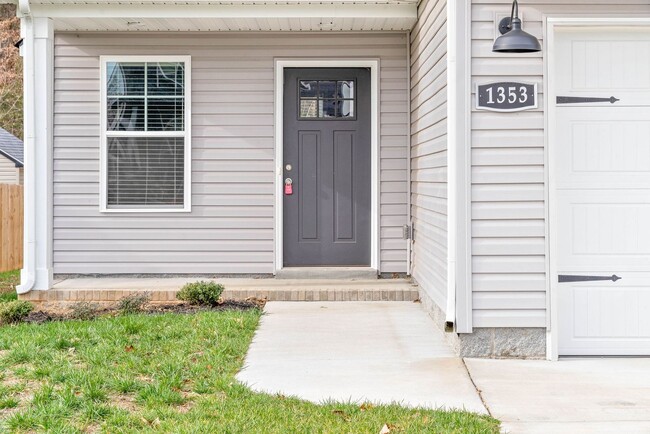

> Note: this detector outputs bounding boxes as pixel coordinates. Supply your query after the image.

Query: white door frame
[273,59,380,274]
[545,17,650,360]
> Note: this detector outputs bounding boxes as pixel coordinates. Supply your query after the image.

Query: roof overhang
[14,1,417,32]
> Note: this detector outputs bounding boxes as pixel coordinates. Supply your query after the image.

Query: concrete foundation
[458,328,546,359]
[415,280,546,359]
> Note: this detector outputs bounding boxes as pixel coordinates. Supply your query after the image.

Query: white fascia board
[27,3,416,20]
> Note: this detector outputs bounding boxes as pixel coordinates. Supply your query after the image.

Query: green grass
[0,270,19,303]
[0,310,499,433]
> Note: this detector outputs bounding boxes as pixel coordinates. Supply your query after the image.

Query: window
[298,80,355,119]
[100,56,191,212]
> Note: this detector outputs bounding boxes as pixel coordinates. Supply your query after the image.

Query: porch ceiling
[17,1,417,32]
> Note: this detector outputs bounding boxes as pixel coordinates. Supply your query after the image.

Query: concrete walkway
[236,302,486,413]
[466,358,650,433]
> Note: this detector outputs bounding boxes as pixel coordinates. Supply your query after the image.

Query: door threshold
[276,267,377,280]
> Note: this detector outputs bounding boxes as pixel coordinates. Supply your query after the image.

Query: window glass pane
[318,81,336,99]
[300,99,319,118]
[147,98,184,131]
[148,62,184,96]
[340,99,354,117]
[107,98,145,131]
[107,62,145,96]
[338,81,354,99]
[299,81,318,98]
[107,136,184,208]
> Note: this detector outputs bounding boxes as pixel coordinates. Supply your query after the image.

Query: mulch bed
[22,299,266,324]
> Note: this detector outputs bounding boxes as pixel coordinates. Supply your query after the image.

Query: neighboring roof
[0,128,23,167]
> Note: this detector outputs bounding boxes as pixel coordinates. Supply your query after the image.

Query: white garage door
[553,27,650,355]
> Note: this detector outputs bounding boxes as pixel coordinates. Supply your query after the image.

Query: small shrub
[117,293,151,314]
[0,300,33,324]
[176,281,224,306]
[69,302,100,320]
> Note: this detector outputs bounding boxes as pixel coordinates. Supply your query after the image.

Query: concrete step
[20,277,420,306]
[275,267,378,280]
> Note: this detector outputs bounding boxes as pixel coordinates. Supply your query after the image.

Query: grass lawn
[0,309,499,433]
[0,270,19,302]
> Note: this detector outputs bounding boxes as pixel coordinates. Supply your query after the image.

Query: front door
[553,27,650,355]
[283,68,371,266]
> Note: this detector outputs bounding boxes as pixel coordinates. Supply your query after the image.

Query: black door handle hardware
[556,96,619,104]
[558,274,621,283]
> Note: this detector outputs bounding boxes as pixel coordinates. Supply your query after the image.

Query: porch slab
[19,277,420,305]
[236,302,487,413]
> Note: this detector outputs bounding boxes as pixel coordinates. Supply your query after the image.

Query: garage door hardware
[558,274,621,283]
[556,96,619,104]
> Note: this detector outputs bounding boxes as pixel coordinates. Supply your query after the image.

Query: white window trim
[99,55,192,213]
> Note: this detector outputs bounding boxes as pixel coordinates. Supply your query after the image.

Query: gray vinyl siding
[53,32,409,274]
[471,0,650,327]
[410,0,448,310]
[0,156,19,185]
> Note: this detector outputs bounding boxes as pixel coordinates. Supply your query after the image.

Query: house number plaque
[476,82,537,112]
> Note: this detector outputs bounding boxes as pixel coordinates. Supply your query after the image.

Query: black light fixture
[492,0,541,53]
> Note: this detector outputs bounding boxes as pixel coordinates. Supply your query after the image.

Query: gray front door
[283,68,371,266]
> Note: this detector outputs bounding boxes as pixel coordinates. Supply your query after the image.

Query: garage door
[553,27,650,355]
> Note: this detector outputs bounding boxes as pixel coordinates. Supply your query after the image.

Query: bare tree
[0,5,22,139]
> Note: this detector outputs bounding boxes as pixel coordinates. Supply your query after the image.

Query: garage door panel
[559,278,650,355]
[555,108,650,189]
[556,28,650,106]
[556,192,650,271]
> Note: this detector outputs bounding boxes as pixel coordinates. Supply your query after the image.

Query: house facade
[0,127,23,184]
[10,0,650,359]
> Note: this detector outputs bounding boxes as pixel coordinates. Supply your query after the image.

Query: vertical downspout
[16,0,34,294]
[406,31,412,276]
[445,0,457,328]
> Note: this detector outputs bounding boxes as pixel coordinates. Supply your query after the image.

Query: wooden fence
[0,184,23,272]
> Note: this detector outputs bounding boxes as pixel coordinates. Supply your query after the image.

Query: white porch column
[20,16,54,291]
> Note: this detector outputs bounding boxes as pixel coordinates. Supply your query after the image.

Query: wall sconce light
[492,0,542,53]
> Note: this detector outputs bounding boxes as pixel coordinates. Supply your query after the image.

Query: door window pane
[299,80,318,98]
[300,100,319,118]
[340,99,354,117]
[298,79,356,119]
[337,81,354,99]
[318,81,336,98]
